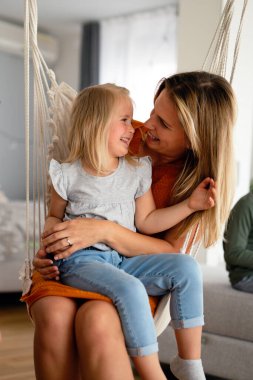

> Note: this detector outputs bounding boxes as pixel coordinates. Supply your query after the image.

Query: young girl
[46,83,215,380]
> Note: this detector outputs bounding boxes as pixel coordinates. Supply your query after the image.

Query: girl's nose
[129,123,135,134]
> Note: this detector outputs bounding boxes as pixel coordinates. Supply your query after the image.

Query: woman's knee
[75,300,124,344]
[31,296,78,334]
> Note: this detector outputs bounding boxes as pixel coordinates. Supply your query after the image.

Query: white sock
[170,355,206,380]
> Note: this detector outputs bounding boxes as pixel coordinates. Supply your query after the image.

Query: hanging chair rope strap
[230,0,248,83]
[21,0,60,294]
[21,0,33,294]
[202,0,249,83]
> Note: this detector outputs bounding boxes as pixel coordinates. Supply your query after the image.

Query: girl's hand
[188,177,216,211]
[33,247,60,280]
[41,218,107,260]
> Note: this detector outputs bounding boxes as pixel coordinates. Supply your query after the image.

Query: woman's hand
[33,247,60,280]
[42,218,107,260]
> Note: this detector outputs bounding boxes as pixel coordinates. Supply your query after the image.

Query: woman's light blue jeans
[56,248,204,357]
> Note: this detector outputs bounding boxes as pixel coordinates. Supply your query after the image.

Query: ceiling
[0,0,176,35]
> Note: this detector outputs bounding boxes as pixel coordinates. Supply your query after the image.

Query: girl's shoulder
[136,155,152,167]
[49,159,80,179]
[124,156,152,180]
[124,155,151,168]
[50,158,79,169]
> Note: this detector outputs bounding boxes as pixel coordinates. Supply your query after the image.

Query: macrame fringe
[19,259,33,295]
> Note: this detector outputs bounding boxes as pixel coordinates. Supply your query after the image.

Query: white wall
[54,27,82,91]
[177,0,222,72]
[231,0,253,200]
[0,52,26,199]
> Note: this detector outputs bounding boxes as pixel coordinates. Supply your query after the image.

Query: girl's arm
[47,187,67,221]
[135,177,215,234]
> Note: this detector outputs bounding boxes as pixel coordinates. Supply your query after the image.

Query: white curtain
[99,6,177,121]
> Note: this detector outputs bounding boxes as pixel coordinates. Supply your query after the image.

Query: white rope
[21,0,57,292]
[202,0,234,79]
[21,0,33,295]
[230,0,248,83]
[202,0,249,84]
[21,0,78,294]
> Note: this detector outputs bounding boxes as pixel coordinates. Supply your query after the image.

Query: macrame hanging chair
[20,0,248,337]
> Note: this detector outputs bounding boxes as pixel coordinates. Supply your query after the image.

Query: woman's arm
[47,187,67,221]
[42,218,177,260]
[33,247,61,280]
[36,219,193,279]
[33,188,67,279]
[163,222,202,254]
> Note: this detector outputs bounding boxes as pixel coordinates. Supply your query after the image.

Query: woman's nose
[144,118,155,130]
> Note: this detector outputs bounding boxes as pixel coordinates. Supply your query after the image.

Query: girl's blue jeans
[55,248,204,357]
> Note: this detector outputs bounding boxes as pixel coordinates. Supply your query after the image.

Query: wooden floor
[0,293,35,380]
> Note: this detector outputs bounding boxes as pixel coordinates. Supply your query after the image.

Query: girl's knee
[176,255,203,288]
[116,276,147,302]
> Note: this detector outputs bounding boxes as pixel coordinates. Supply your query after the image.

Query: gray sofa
[158,264,253,380]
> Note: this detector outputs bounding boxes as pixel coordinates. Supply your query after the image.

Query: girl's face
[108,97,134,162]
[144,89,189,164]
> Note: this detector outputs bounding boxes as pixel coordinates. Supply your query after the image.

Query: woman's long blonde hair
[66,83,132,173]
[155,71,237,247]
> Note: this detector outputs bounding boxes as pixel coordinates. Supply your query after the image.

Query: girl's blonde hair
[155,71,237,247]
[67,83,132,173]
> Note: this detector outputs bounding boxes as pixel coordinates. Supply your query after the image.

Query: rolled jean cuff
[169,315,205,329]
[127,342,159,357]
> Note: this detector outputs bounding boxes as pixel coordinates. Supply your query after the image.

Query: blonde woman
[46,82,214,380]
[28,72,236,380]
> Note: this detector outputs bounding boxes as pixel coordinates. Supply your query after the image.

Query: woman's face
[144,89,189,163]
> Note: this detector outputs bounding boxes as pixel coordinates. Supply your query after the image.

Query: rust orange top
[21,121,183,315]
